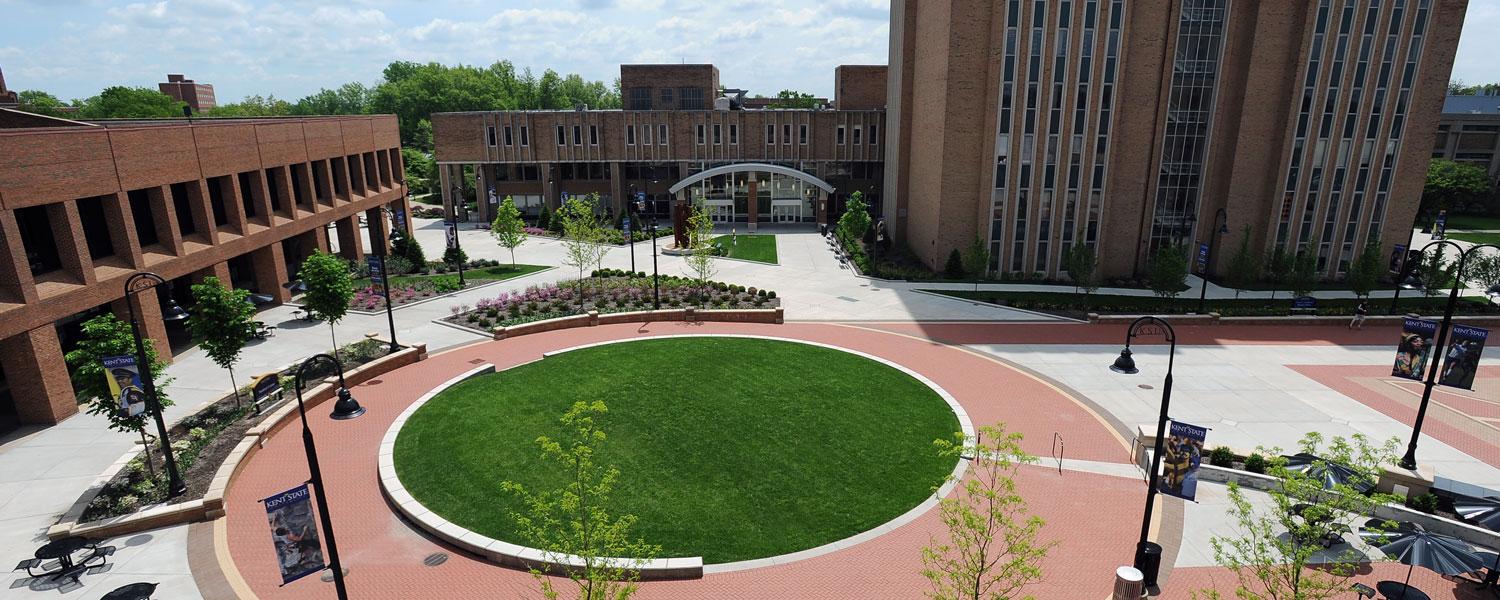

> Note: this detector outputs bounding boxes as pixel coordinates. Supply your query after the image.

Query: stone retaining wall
[494,308,783,340]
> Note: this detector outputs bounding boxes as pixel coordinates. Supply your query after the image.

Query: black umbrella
[248,293,275,306]
[1281,452,1376,494]
[281,280,308,294]
[1454,494,1500,531]
[1378,525,1489,599]
[1358,517,1420,546]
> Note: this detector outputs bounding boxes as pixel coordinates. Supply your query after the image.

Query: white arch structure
[666,162,837,194]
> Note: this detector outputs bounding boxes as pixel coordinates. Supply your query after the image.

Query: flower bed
[351,280,450,311]
[442,269,780,332]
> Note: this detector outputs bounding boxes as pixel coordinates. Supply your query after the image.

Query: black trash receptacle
[820,223,829,236]
[1135,541,1163,588]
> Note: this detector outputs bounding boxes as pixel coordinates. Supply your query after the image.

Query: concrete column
[0,210,37,304]
[0,325,78,424]
[250,243,290,304]
[188,179,218,245]
[148,185,185,255]
[439,162,456,222]
[112,293,172,364]
[366,207,390,257]
[746,176,759,233]
[335,216,364,262]
[47,201,97,285]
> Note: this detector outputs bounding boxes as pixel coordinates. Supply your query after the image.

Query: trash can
[1134,541,1163,588]
[820,223,829,236]
[1112,566,1144,600]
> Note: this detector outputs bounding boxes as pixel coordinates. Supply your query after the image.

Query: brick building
[159,74,216,112]
[1435,94,1500,186]
[432,64,888,230]
[886,0,1467,278]
[0,114,407,430]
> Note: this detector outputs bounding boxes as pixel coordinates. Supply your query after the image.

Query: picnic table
[15,536,114,583]
[102,582,157,599]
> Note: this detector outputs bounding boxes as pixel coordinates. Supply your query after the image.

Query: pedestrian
[1349,301,1368,330]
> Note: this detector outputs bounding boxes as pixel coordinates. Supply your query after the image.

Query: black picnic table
[32,536,92,580]
[101,582,157,600]
[1376,579,1430,600]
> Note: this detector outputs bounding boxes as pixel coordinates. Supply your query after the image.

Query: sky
[0,0,1495,104]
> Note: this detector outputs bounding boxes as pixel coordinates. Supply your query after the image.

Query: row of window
[490,122,880,149]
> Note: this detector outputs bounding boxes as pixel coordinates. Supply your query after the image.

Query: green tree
[943,249,966,279]
[1289,243,1319,298]
[401,148,436,194]
[1465,253,1500,293]
[558,195,610,305]
[963,236,990,290]
[1063,243,1100,297]
[1345,238,1384,298]
[1224,227,1262,299]
[1448,80,1500,96]
[1201,433,1401,600]
[204,95,293,117]
[1417,246,1456,297]
[684,203,718,299]
[492,196,528,266]
[442,246,468,272]
[389,229,426,271]
[1147,243,1189,298]
[75,86,185,119]
[17,90,67,115]
[837,191,873,263]
[1264,245,1294,301]
[187,277,256,407]
[1422,159,1494,219]
[768,89,821,109]
[923,422,1050,600]
[538,205,554,231]
[502,401,659,600]
[291,82,373,116]
[64,313,173,476]
[298,251,355,355]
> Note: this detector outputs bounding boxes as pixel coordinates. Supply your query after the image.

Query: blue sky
[0,0,1494,103]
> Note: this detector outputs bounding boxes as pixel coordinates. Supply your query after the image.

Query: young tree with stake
[298,251,355,357]
[491,195,528,266]
[64,313,173,477]
[187,276,256,407]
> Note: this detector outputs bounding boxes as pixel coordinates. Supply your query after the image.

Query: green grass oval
[393,337,960,563]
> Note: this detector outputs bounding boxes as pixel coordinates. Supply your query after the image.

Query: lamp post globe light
[1107,316,1177,589]
[293,353,366,600]
[122,272,189,498]
[1393,240,1499,470]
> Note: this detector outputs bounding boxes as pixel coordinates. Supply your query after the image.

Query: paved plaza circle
[391,336,965,564]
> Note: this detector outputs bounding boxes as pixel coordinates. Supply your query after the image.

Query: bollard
[1112,566,1145,599]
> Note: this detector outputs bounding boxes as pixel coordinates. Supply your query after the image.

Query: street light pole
[293,354,366,600]
[650,217,661,310]
[1396,240,1500,469]
[628,185,637,273]
[1388,226,1420,315]
[450,185,466,288]
[123,273,188,498]
[1108,316,1177,589]
[377,243,399,354]
[1196,209,1229,314]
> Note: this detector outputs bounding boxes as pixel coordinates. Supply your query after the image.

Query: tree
[502,401,659,600]
[492,196,528,266]
[683,203,719,299]
[1345,238,1384,298]
[768,89,821,109]
[1448,80,1500,96]
[1289,243,1319,298]
[1147,243,1189,298]
[1422,159,1494,219]
[923,422,1051,600]
[1063,243,1100,296]
[963,236,991,290]
[538,205,554,231]
[443,246,468,273]
[1264,245,1294,301]
[1465,253,1500,293]
[401,148,435,194]
[837,191,873,262]
[1202,432,1401,600]
[17,90,67,115]
[298,251,355,355]
[558,195,610,306]
[63,313,173,475]
[1224,227,1262,299]
[389,229,426,271]
[187,277,256,407]
[1417,246,1456,298]
[75,86,185,119]
[204,95,293,117]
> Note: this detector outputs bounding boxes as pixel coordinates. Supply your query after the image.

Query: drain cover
[424,552,449,567]
[1138,384,1154,390]
[468,358,486,365]
[836,296,859,303]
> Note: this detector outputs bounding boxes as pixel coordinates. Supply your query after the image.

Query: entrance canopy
[667,162,836,195]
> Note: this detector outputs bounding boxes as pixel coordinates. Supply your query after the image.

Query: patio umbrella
[281,280,308,294]
[1378,525,1489,599]
[1358,517,1420,546]
[1453,494,1500,531]
[1281,452,1376,494]
[248,293,275,306]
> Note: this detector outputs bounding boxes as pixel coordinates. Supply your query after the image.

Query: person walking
[1349,301,1368,330]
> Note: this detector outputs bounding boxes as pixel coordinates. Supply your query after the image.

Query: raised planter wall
[494,308,783,340]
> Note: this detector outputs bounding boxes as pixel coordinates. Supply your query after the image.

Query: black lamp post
[1108,316,1178,589]
[1196,209,1229,314]
[1388,226,1421,315]
[122,272,188,498]
[449,185,466,288]
[650,217,661,310]
[627,185,638,273]
[293,354,365,600]
[1393,240,1499,469]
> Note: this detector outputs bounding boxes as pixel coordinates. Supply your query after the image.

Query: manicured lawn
[926,289,1500,317]
[394,337,959,563]
[715,234,778,264]
[1447,231,1500,246]
[356,263,548,288]
[1445,215,1500,231]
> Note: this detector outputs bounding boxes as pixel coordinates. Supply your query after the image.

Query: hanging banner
[103,355,147,418]
[1434,210,1448,240]
[1388,244,1409,274]
[1160,421,1208,502]
[263,484,326,585]
[1196,242,1210,273]
[1439,325,1489,390]
[1392,318,1440,381]
[366,255,384,286]
[444,222,458,250]
[392,208,407,231]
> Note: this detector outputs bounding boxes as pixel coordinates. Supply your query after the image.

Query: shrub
[1406,493,1439,514]
[189,427,209,442]
[768,290,777,299]
[116,494,142,512]
[758,289,768,298]
[943,249,965,279]
[1244,453,1267,474]
[1209,446,1235,468]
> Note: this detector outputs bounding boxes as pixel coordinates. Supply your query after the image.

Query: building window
[520,126,529,146]
[15,205,60,276]
[77,196,116,260]
[628,87,651,110]
[697,124,705,145]
[487,126,497,146]
[783,124,792,144]
[729,124,738,145]
[837,126,846,145]
[767,124,775,145]
[800,124,808,145]
[573,126,582,145]
[590,125,599,145]
[680,87,704,110]
[853,126,862,145]
[627,125,636,145]
[503,126,513,146]
[870,124,879,145]
[642,124,652,145]
[713,124,722,145]
[169,181,197,236]
[659,124,668,145]
[661,87,674,106]
[556,125,566,145]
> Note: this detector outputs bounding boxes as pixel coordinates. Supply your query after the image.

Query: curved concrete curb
[380,333,973,578]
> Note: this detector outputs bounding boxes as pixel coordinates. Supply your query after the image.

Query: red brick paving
[221,322,1139,599]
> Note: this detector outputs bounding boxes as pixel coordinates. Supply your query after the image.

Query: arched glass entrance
[667,163,835,228]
